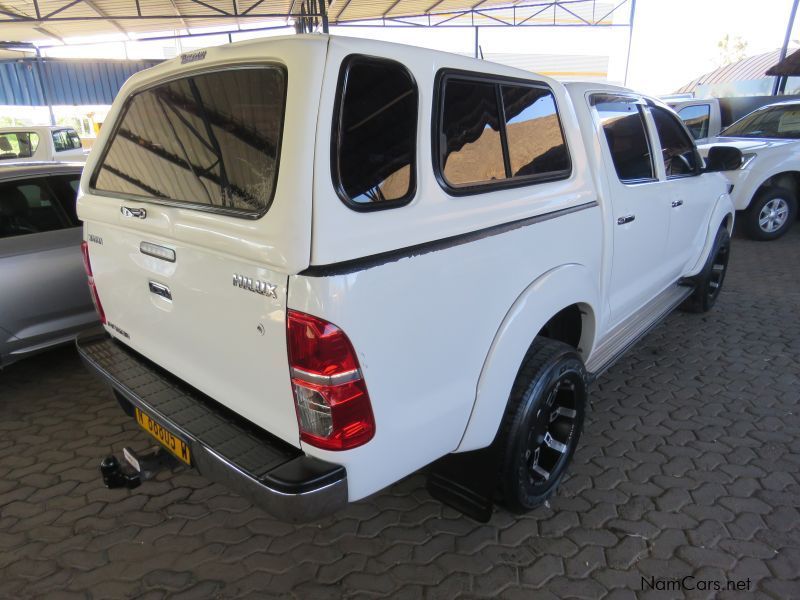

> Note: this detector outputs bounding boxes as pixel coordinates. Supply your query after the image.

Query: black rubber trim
[263,456,347,495]
[300,201,599,277]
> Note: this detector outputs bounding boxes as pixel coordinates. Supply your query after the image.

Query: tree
[717,34,748,66]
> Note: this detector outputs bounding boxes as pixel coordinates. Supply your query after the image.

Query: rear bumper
[76,329,348,522]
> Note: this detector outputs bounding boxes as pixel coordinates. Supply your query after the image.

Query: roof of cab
[0,161,84,181]
[0,125,77,133]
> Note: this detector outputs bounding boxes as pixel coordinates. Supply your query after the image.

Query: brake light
[81,240,106,325]
[287,310,375,450]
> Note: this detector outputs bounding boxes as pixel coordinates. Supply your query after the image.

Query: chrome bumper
[76,329,348,522]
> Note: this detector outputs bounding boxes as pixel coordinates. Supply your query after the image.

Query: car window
[0,132,40,160]
[48,174,82,225]
[592,95,655,183]
[52,129,82,152]
[440,79,507,187]
[649,106,699,177]
[0,178,73,238]
[721,105,800,139]
[501,85,570,179]
[677,104,710,139]
[92,66,287,217]
[332,55,417,209]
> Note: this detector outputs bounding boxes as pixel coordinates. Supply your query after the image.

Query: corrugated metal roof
[675,50,783,94]
[0,58,161,105]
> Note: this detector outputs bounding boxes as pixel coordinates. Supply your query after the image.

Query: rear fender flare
[456,263,599,452]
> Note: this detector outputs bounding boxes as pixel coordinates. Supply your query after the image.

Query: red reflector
[81,240,106,325]
[80,240,93,277]
[287,310,375,451]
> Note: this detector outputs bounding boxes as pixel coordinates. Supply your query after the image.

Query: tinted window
[593,96,654,182]
[721,105,800,139]
[440,79,506,187]
[333,56,417,208]
[650,106,698,177]
[92,67,286,216]
[48,174,82,225]
[0,132,40,160]
[501,85,569,178]
[677,104,710,139]
[52,129,82,152]
[0,178,73,238]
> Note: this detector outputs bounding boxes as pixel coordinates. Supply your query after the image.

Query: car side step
[585,284,693,379]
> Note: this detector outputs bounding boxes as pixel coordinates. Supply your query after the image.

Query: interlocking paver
[1,228,799,598]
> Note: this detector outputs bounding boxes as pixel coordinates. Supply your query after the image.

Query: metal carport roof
[0,0,632,43]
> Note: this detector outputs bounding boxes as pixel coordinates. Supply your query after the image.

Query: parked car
[696,100,800,240]
[0,126,88,163]
[75,35,737,522]
[0,162,97,368]
[666,95,800,140]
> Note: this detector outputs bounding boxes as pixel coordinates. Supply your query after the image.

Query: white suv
[0,126,87,163]
[697,101,800,240]
[76,35,737,522]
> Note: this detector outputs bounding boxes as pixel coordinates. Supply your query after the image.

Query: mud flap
[426,446,497,523]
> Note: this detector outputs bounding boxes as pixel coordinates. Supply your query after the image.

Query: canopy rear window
[91,66,286,217]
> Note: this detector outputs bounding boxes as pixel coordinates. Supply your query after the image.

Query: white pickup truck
[0,126,87,163]
[697,100,800,240]
[75,35,739,522]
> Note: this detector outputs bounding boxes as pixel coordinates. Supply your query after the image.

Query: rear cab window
[52,129,82,152]
[332,55,418,210]
[591,94,655,184]
[434,71,571,195]
[0,132,40,160]
[91,66,287,218]
[677,104,710,139]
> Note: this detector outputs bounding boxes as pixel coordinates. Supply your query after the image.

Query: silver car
[1,162,97,367]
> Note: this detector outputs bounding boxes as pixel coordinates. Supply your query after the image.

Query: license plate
[135,407,192,465]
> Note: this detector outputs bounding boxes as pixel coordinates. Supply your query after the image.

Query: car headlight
[740,153,757,169]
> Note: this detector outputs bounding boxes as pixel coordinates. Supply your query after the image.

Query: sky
[28,0,800,97]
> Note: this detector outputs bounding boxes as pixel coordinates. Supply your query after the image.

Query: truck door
[646,104,717,278]
[591,93,671,327]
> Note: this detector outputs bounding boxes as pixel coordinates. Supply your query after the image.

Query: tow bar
[100,446,181,490]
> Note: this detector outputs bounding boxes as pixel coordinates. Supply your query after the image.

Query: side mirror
[704,146,743,172]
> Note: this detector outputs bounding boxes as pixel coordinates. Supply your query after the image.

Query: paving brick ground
[1,226,799,599]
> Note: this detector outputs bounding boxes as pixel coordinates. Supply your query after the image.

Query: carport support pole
[623,0,637,86]
[774,0,799,95]
[34,48,56,127]
[474,26,479,59]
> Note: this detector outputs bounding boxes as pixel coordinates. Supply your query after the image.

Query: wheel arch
[686,192,735,277]
[456,263,600,452]
[753,170,800,201]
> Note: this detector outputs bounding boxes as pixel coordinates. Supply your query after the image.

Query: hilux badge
[233,274,277,299]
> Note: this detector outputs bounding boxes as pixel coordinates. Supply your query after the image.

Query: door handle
[671,200,684,208]
[121,206,147,219]
[149,281,172,301]
[617,215,635,225]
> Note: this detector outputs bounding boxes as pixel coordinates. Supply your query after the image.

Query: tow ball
[100,447,180,490]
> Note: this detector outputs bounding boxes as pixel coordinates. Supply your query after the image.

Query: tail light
[287,310,375,450]
[80,240,106,324]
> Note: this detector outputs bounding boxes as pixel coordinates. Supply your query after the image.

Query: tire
[681,225,730,313]
[495,337,587,513]
[743,187,797,241]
